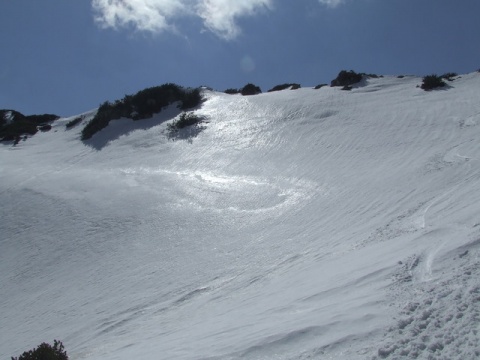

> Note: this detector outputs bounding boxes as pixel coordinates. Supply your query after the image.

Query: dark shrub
[26,114,59,124]
[81,101,114,140]
[397,75,405,79]
[11,340,68,360]
[180,88,202,110]
[0,110,59,141]
[81,84,203,140]
[167,112,205,131]
[37,124,52,132]
[267,83,301,92]
[1,109,25,124]
[341,85,352,91]
[314,84,328,89]
[130,83,182,117]
[65,117,83,129]
[362,73,380,78]
[441,72,457,81]
[240,83,262,96]
[1,122,37,140]
[331,70,363,87]
[421,74,446,90]
[224,88,240,94]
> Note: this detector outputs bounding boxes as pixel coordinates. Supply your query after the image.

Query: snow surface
[3,110,14,124]
[1,74,480,359]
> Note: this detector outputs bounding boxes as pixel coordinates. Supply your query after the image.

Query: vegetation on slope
[224,83,263,95]
[240,83,262,96]
[267,83,301,92]
[330,70,383,89]
[11,340,68,360]
[0,110,59,142]
[81,83,203,140]
[65,116,84,129]
[167,112,205,132]
[330,70,364,87]
[421,74,446,90]
[441,72,458,81]
[1,68,470,144]
[224,88,240,94]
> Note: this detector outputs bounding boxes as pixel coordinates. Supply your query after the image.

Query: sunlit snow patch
[119,167,320,214]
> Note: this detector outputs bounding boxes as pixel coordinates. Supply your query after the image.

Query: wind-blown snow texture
[1,74,480,359]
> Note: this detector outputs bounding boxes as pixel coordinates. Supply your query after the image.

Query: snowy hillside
[2,73,480,359]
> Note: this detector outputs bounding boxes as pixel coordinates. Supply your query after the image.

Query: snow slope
[1,74,480,359]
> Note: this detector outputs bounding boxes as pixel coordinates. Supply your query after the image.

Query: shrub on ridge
[224,88,240,94]
[0,110,59,141]
[267,83,301,92]
[11,340,68,360]
[65,116,83,129]
[167,112,205,131]
[330,70,363,87]
[81,83,204,140]
[441,72,457,81]
[240,83,262,96]
[421,74,446,90]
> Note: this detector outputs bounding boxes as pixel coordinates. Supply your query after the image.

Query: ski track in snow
[380,238,480,360]
[2,74,480,359]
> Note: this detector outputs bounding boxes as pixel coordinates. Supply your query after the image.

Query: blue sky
[0,0,479,116]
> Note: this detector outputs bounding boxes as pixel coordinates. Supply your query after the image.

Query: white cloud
[197,0,272,40]
[318,0,345,7]
[92,0,345,39]
[92,0,272,39]
[92,0,188,32]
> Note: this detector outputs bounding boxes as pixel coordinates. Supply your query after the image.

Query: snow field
[1,73,480,359]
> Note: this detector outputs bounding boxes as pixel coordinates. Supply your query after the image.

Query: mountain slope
[1,73,480,360]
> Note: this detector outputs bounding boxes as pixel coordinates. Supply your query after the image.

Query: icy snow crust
[1,74,480,359]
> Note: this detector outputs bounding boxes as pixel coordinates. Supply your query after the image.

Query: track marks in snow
[442,145,475,164]
[361,183,470,251]
[95,274,239,339]
[392,254,422,284]
[363,200,431,246]
[379,242,480,359]
[425,139,480,174]
[458,112,480,129]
